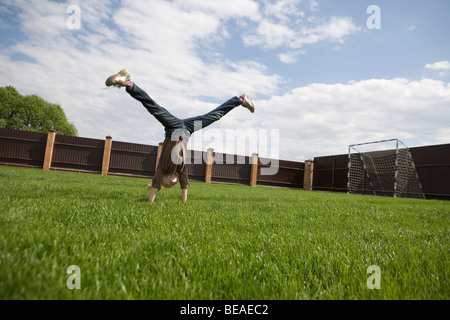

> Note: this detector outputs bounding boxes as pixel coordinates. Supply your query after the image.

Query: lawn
[0,166,448,300]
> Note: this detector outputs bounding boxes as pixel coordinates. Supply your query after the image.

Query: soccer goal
[347,139,425,199]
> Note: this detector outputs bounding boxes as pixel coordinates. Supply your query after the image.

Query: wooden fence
[0,128,306,189]
[1,128,448,199]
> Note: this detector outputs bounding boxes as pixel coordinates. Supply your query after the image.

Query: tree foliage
[0,86,78,136]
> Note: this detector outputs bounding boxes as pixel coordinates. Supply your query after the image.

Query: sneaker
[240,93,255,113]
[105,69,130,88]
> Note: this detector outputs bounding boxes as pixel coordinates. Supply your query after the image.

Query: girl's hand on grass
[148,186,158,203]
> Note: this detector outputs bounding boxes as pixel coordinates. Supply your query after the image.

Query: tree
[0,86,78,136]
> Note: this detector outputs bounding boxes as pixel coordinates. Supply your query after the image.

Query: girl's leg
[182,97,242,134]
[126,84,182,131]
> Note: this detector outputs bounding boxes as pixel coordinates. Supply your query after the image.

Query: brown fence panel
[313,154,348,192]
[258,158,304,188]
[410,144,450,200]
[185,149,206,182]
[108,140,158,178]
[0,128,47,168]
[52,135,105,173]
[211,152,251,185]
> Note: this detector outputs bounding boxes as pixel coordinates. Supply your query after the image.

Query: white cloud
[278,51,304,64]
[243,19,297,49]
[174,0,261,21]
[240,0,359,52]
[309,0,319,12]
[425,61,450,71]
[243,15,360,51]
[317,16,360,42]
[263,0,304,23]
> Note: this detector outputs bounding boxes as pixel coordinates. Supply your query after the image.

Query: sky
[0,0,449,162]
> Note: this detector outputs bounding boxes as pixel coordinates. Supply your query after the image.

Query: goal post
[347,139,425,199]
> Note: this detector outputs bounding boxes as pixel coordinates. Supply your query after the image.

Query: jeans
[127,84,241,140]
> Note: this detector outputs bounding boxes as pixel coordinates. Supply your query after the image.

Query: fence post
[250,153,259,186]
[205,148,214,183]
[156,142,163,170]
[43,129,56,171]
[303,159,314,191]
[101,136,113,176]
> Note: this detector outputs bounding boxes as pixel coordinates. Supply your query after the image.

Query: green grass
[0,166,448,300]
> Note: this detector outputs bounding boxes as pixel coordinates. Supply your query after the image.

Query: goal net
[348,139,425,199]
